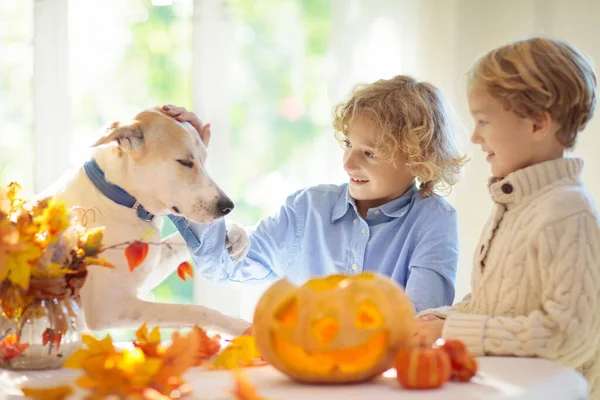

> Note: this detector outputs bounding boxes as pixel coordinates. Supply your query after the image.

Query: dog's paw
[225,222,250,262]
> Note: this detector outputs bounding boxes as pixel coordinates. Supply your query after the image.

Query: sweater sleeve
[416,294,472,319]
[442,213,600,367]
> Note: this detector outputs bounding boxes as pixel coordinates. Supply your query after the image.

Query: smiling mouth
[485,151,495,162]
[350,177,369,184]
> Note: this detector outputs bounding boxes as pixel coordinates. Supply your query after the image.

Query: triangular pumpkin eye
[275,298,298,327]
[355,300,384,329]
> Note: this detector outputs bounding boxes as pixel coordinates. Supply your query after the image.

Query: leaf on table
[228,370,267,400]
[206,336,266,370]
[21,385,73,400]
[191,325,221,366]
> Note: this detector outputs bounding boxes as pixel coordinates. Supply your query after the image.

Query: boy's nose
[343,152,358,171]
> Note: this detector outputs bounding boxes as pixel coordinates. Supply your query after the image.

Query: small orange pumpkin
[395,345,452,389]
[252,273,415,383]
[434,338,478,382]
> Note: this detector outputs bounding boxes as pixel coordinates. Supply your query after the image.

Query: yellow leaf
[81,257,116,269]
[81,227,105,257]
[206,336,264,370]
[35,198,70,244]
[21,385,73,400]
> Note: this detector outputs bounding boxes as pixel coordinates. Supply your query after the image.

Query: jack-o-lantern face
[252,273,415,383]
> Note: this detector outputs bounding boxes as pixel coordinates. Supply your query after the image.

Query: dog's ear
[92,121,144,153]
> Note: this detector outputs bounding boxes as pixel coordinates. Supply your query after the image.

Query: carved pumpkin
[434,338,478,382]
[252,273,415,383]
[395,345,452,389]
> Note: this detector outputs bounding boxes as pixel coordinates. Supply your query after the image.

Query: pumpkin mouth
[271,330,389,376]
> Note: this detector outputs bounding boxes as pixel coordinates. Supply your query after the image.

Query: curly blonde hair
[333,75,469,196]
[468,37,597,149]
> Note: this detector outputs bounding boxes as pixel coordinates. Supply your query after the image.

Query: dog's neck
[90,145,168,217]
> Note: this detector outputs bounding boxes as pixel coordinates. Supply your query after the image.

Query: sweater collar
[488,157,583,205]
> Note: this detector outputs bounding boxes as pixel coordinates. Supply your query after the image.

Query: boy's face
[468,85,538,177]
[342,115,414,208]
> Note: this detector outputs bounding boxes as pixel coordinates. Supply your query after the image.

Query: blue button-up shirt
[169,184,459,312]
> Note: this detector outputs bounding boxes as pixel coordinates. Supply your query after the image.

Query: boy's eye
[342,139,352,148]
[365,151,374,159]
[177,159,194,168]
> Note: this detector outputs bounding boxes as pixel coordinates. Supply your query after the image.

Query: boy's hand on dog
[225,221,251,262]
[162,104,211,147]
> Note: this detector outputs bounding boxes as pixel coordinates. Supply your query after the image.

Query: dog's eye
[177,159,194,168]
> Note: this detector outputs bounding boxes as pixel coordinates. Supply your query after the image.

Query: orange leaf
[21,385,73,400]
[0,334,29,362]
[133,323,163,358]
[229,370,265,400]
[42,328,62,350]
[151,330,200,394]
[176,261,194,282]
[125,241,149,272]
[191,326,221,366]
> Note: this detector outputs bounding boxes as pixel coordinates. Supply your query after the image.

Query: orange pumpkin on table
[434,338,478,382]
[252,273,415,384]
[394,345,452,389]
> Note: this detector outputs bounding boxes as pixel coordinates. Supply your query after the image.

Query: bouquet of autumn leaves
[0,182,115,322]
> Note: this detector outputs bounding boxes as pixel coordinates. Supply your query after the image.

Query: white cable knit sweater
[419,157,600,398]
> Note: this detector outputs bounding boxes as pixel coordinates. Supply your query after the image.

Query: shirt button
[353,219,358,224]
[501,183,513,194]
[361,228,366,234]
[374,210,380,215]
[352,263,359,271]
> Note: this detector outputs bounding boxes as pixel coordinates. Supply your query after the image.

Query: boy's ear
[531,111,553,141]
[92,120,145,153]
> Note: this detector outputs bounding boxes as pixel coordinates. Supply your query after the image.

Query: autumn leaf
[229,370,265,400]
[134,322,163,358]
[191,325,221,366]
[176,261,194,282]
[206,336,266,370]
[124,241,149,272]
[63,334,116,369]
[42,328,62,350]
[81,257,116,269]
[151,329,200,394]
[0,334,29,362]
[21,385,73,400]
[80,227,105,257]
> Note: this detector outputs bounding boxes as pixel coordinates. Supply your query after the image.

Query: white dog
[39,107,251,336]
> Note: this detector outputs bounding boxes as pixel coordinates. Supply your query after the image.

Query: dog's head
[93,107,233,223]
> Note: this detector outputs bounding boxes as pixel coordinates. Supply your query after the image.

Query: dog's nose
[217,197,234,216]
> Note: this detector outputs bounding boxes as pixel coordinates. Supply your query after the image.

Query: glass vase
[0,273,87,370]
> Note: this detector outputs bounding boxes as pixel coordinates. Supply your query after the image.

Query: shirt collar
[331,184,418,222]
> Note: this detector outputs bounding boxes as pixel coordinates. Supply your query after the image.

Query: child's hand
[417,314,441,321]
[225,221,251,262]
[162,104,211,147]
[413,318,445,347]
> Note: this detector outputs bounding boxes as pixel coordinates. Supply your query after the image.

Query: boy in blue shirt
[167,75,468,313]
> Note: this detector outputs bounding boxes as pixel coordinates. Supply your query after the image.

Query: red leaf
[0,334,29,362]
[42,328,63,350]
[125,241,149,272]
[177,261,194,282]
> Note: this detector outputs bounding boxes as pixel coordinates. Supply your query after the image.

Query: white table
[0,357,588,400]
